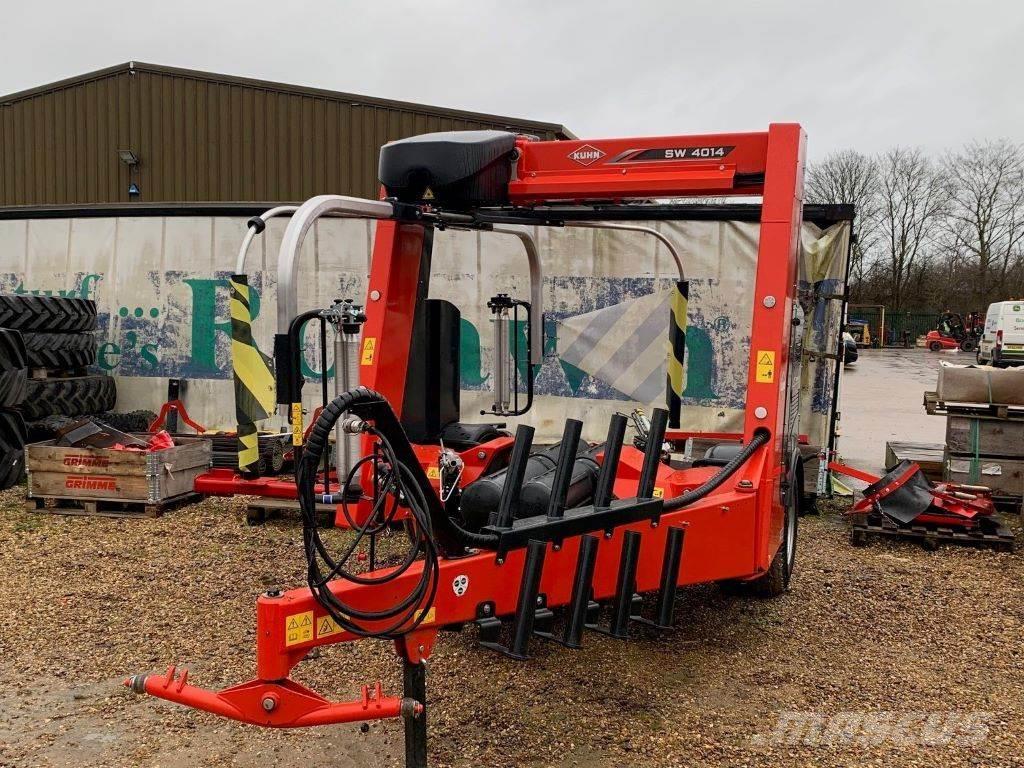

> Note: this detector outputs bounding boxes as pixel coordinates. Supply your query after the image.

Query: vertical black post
[637,408,668,499]
[562,534,599,648]
[593,414,627,508]
[493,425,534,528]
[403,658,428,768]
[607,530,641,639]
[546,419,583,519]
[507,539,547,659]
[652,526,685,628]
[166,379,182,433]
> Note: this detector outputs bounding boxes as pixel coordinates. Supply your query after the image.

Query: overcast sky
[2,0,1021,161]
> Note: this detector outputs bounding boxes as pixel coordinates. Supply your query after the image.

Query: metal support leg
[479,539,547,660]
[403,659,427,768]
[634,526,685,630]
[588,530,642,639]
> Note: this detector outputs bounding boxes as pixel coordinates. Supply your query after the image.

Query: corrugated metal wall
[0,64,566,205]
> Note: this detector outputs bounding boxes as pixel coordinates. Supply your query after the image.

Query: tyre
[959,338,976,353]
[0,410,27,490]
[0,329,27,408]
[928,341,942,352]
[19,375,116,421]
[0,294,97,333]
[21,331,96,369]
[747,489,798,597]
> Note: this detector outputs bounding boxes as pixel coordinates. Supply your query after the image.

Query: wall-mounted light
[117,149,140,167]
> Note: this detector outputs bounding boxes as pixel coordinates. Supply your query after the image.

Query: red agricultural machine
[127,125,809,765]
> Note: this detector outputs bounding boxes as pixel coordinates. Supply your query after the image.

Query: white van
[977,301,1024,367]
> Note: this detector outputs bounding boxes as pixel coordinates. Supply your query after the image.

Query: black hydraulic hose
[297,388,440,639]
[662,428,771,511]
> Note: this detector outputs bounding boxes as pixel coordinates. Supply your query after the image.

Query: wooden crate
[946,415,1024,459]
[945,455,1024,501]
[885,441,945,482]
[26,435,211,506]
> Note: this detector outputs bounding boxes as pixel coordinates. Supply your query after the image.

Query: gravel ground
[0,488,1021,768]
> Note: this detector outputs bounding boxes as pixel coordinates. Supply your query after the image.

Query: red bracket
[149,400,207,434]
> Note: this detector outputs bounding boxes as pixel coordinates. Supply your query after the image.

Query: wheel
[959,338,976,352]
[20,331,97,369]
[19,374,116,421]
[0,330,27,408]
[0,294,97,333]
[850,528,870,547]
[0,410,27,490]
[747,488,798,597]
[928,341,943,351]
[976,349,984,365]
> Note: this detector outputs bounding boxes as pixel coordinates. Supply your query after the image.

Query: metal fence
[847,306,937,347]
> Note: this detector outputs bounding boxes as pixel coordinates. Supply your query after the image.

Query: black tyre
[928,341,943,352]
[21,331,97,369]
[0,330,27,408]
[959,338,976,353]
[748,490,798,597]
[0,294,97,333]
[19,375,116,421]
[0,410,27,490]
[24,414,74,444]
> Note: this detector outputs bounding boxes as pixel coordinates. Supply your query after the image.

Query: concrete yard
[837,347,962,473]
[0,348,1022,768]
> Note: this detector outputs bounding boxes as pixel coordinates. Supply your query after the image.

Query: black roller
[459,443,562,532]
[518,450,600,519]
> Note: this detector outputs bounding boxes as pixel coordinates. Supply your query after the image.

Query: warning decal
[361,337,377,366]
[285,610,314,646]
[317,615,342,639]
[653,487,665,499]
[426,466,440,480]
[755,350,776,383]
[416,607,436,625]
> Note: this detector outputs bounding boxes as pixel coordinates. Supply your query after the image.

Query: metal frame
[131,125,807,758]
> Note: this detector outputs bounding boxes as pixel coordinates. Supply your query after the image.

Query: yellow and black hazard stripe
[666,280,689,428]
[230,274,276,474]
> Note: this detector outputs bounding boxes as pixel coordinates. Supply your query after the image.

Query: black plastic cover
[378,130,517,207]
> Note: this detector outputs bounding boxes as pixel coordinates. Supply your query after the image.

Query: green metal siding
[0,63,568,205]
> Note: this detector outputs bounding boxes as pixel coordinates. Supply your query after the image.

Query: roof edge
[0,60,575,139]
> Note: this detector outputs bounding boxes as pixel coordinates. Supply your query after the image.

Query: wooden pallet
[924,390,1024,419]
[850,511,1015,552]
[25,491,202,519]
[245,498,337,528]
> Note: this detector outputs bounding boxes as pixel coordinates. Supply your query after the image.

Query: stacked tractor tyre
[0,295,116,490]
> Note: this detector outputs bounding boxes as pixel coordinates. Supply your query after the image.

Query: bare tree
[941,139,1024,307]
[877,148,950,314]
[806,150,880,287]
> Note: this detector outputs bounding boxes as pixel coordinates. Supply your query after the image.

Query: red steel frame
[132,124,806,731]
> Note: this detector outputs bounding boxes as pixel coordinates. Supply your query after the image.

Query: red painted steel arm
[125,666,419,728]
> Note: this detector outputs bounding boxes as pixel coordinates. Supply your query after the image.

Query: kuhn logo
[568,144,605,166]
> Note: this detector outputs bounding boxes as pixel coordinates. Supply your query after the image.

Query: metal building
[0,62,572,206]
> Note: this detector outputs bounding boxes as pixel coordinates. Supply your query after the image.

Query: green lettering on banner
[184,277,262,374]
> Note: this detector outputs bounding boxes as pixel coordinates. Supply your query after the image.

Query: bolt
[536,595,544,606]
[262,696,276,712]
[763,295,777,308]
[418,644,425,653]
[651,520,659,528]
[738,480,753,489]
[481,604,492,616]
[370,290,381,301]
[477,451,486,460]
[553,544,561,551]
[264,589,282,598]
